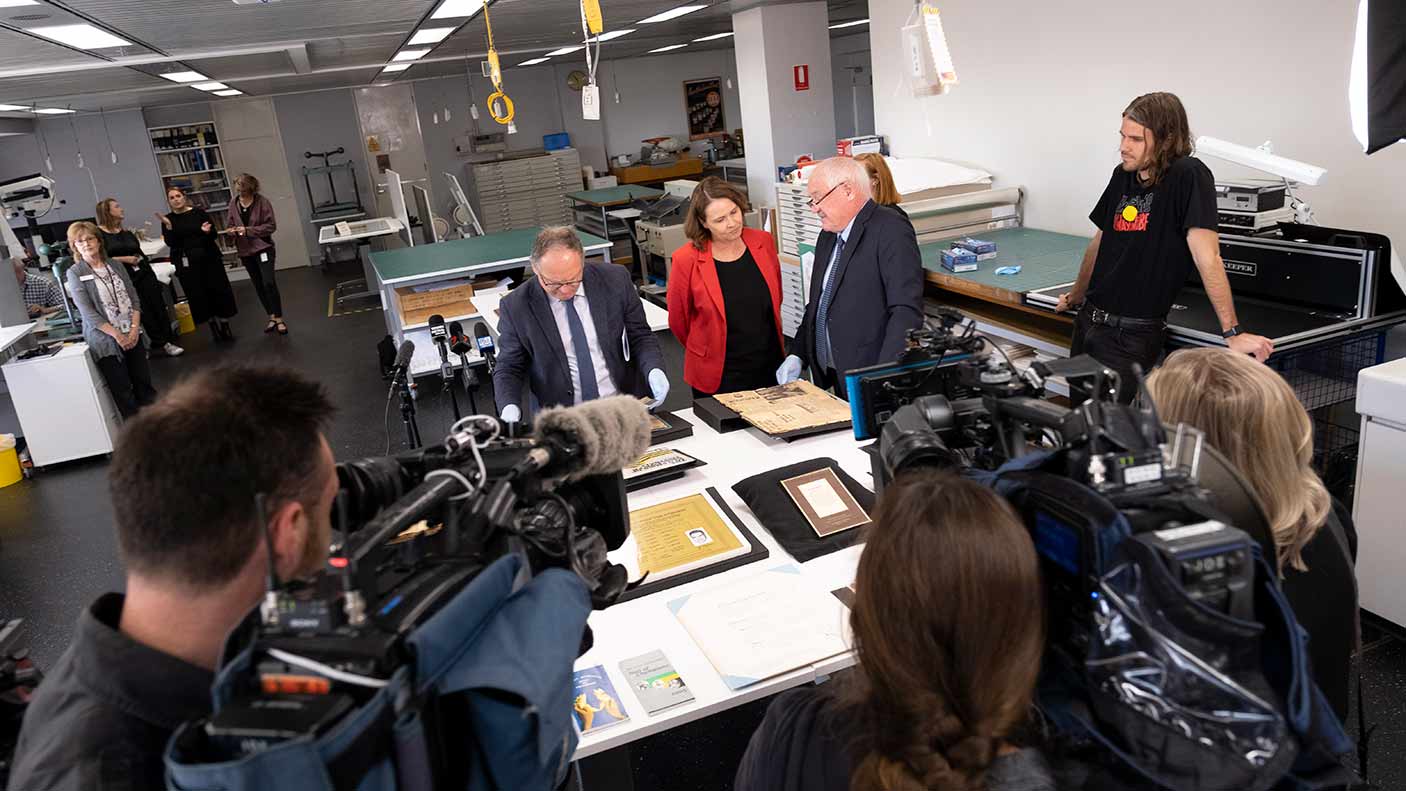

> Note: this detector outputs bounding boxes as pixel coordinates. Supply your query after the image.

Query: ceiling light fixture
[27,23,132,49]
[593,29,635,41]
[431,0,485,19]
[0,104,30,111]
[546,45,583,56]
[382,63,412,72]
[393,48,429,61]
[517,57,551,66]
[828,18,869,29]
[648,43,687,53]
[693,31,733,41]
[408,26,456,45]
[638,4,707,24]
[192,82,228,91]
[158,70,207,83]
[213,90,243,97]
[0,1,40,7]
[34,108,75,114]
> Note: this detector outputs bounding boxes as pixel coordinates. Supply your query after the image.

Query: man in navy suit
[778,156,924,396]
[494,226,669,421]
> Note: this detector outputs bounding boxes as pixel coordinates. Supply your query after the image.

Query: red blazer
[667,227,784,394]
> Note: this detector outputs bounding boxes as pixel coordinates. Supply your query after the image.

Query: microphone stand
[456,350,480,415]
[436,343,462,423]
[395,365,422,450]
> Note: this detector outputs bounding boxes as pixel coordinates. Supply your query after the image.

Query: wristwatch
[1221,325,1243,339]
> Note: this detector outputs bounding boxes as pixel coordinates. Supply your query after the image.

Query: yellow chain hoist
[482,0,514,125]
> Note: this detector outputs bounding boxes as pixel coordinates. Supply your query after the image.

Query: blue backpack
[971,452,1357,791]
[164,553,591,791]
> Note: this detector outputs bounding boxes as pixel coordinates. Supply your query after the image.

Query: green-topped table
[920,227,1091,356]
[567,185,664,267]
[371,228,611,378]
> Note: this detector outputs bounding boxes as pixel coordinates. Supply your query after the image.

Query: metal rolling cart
[302,148,367,270]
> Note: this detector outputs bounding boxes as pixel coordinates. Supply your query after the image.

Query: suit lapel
[826,201,873,296]
[526,282,570,377]
[699,242,725,317]
[583,265,616,367]
[810,232,836,304]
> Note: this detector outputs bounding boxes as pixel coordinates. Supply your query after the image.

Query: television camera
[194,396,650,767]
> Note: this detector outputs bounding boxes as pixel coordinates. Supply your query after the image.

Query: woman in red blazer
[667,177,785,397]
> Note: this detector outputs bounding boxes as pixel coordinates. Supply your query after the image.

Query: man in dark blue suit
[778,156,924,396]
[494,226,669,421]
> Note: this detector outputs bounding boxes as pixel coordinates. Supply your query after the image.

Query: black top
[238,199,252,227]
[735,684,1057,791]
[1086,156,1219,318]
[97,228,145,263]
[162,207,222,267]
[7,593,214,791]
[1281,503,1359,722]
[715,247,784,392]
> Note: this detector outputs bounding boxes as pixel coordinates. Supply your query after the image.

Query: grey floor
[0,263,1402,789]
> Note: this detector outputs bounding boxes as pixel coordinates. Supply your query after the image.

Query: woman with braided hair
[735,471,1055,791]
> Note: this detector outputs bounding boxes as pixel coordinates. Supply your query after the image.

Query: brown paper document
[712,380,851,436]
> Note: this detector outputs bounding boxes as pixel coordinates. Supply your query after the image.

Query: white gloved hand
[646,368,670,410]
[500,404,522,423]
[776,355,803,385]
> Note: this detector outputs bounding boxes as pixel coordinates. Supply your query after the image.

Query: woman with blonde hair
[736,472,1055,791]
[854,153,907,219]
[1147,347,1357,719]
[66,221,158,416]
[96,197,183,357]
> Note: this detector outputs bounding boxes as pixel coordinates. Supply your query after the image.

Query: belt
[1083,305,1165,330]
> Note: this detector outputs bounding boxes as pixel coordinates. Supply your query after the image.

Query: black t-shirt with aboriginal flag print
[1086,155,1219,319]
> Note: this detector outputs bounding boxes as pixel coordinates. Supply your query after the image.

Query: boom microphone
[474,323,497,372]
[392,340,415,377]
[519,396,651,482]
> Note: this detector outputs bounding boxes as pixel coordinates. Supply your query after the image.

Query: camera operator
[1147,348,1359,720]
[7,365,338,791]
[735,472,1055,791]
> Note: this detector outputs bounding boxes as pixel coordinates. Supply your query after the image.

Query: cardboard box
[836,135,884,157]
[587,175,618,189]
[940,248,978,273]
[395,283,477,328]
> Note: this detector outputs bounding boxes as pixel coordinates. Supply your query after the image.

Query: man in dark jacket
[494,226,669,422]
[778,156,925,397]
[6,366,340,791]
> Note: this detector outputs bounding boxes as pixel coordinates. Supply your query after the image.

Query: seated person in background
[854,152,909,220]
[11,256,64,316]
[494,226,669,421]
[778,156,924,396]
[7,366,339,791]
[667,176,785,397]
[1147,347,1358,721]
[735,472,1055,791]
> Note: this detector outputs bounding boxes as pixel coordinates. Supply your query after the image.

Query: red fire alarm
[793,64,809,91]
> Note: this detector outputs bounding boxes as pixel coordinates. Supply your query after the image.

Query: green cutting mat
[372,228,610,283]
[565,185,665,205]
[920,227,1091,293]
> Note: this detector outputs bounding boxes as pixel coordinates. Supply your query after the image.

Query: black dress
[99,227,175,346]
[162,208,236,324]
[711,248,784,394]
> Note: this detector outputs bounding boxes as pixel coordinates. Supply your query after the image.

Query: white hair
[811,156,873,199]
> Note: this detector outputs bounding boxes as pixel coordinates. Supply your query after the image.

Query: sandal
[264,320,277,333]
[276,320,288,335]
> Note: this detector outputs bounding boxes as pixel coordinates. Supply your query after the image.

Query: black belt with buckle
[1083,305,1165,330]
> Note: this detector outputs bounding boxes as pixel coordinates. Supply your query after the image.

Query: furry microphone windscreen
[534,396,651,480]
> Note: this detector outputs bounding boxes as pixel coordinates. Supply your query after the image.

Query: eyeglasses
[539,274,584,291]
[807,183,842,210]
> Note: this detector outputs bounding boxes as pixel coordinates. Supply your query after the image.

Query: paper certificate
[623,448,698,480]
[624,491,750,582]
[712,380,851,436]
[648,414,671,432]
[780,468,871,537]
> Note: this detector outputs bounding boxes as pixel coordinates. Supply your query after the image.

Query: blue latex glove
[647,368,669,410]
[776,355,803,384]
[500,404,522,423]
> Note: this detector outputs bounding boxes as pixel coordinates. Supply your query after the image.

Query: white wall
[869,0,1406,247]
[831,32,874,140]
[591,49,742,166]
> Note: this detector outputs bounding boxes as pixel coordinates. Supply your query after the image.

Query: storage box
[587,175,618,189]
[836,135,884,157]
[940,248,978,273]
[692,396,748,434]
[543,132,571,151]
[395,283,476,328]
[952,237,997,255]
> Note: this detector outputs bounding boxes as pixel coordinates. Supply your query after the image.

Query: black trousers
[95,347,157,418]
[126,263,176,347]
[1069,307,1167,404]
[240,248,283,317]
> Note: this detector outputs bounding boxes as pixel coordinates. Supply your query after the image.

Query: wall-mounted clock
[566,70,589,91]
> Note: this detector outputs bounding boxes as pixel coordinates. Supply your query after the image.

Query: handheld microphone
[474,323,497,373]
[428,314,451,379]
[517,396,651,482]
[391,339,415,377]
[448,320,472,356]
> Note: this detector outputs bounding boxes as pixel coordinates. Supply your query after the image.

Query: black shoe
[219,321,235,342]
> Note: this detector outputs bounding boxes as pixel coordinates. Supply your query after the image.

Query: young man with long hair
[1056,92,1274,401]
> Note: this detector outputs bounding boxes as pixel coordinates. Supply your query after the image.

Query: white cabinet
[2,344,122,466]
[1354,358,1406,628]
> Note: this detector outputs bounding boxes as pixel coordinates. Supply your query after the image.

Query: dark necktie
[815,235,847,372]
[563,296,600,402]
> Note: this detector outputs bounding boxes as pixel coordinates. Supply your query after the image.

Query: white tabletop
[717,157,747,169]
[139,238,169,260]
[572,407,869,758]
[471,290,669,337]
[0,323,36,354]
[318,217,404,245]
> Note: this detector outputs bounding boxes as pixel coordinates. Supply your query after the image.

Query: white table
[0,323,35,354]
[139,238,169,260]
[573,408,869,759]
[320,217,405,303]
[717,157,747,183]
[2,343,122,466]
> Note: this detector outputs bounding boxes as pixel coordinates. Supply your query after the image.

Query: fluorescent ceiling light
[431,0,485,19]
[159,70,207,83]
[35,108,75,114]
[192,82,228,91]
[648,44,687,53]
[828,18,869,29]
[0,104,30,112]
[546,45,583,56]
[393,48,429,61]
[0,1,41,6]
[28,23,132,50]
[408,27,456,46]
[693,31,732,41]
[638,4,707,24]
[594,29,635,41]
[213,90,243,97]
[382,63,412,72]
[517,57,551,66]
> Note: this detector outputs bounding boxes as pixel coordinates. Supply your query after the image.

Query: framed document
[623,447,705,491]
[684,77,725,140]
[780,467,871,537]
[648,410,694,445]
[713,380,852,440]
[612,487,769,602]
